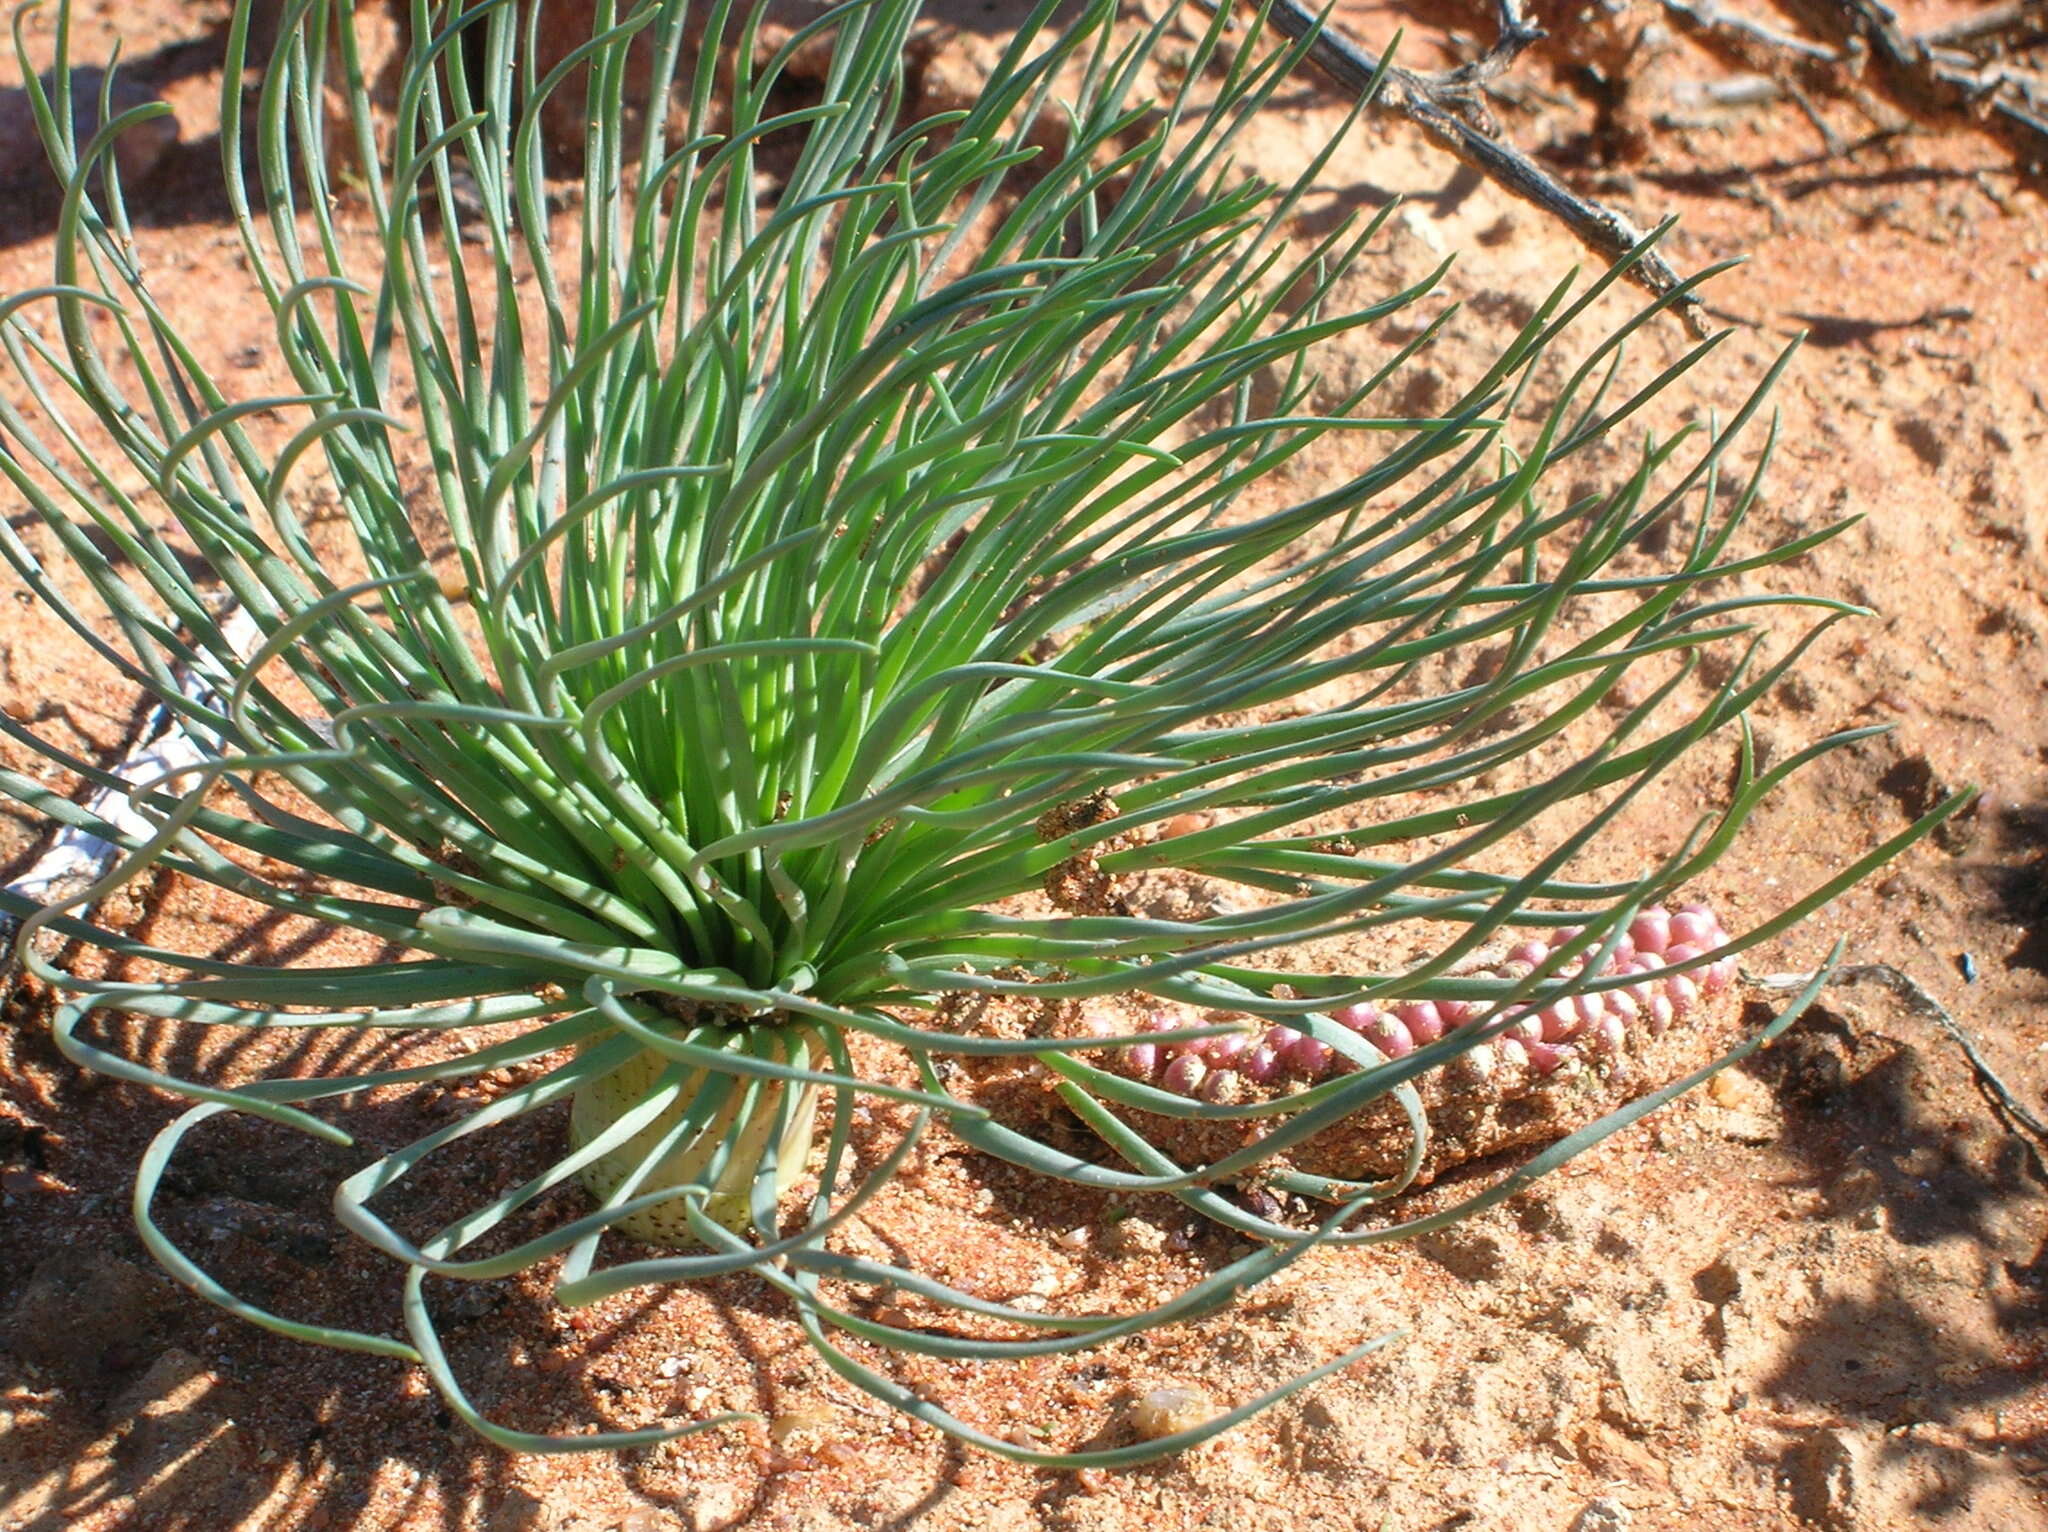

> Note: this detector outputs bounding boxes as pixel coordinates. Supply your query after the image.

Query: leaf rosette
[0,0,1960,1459]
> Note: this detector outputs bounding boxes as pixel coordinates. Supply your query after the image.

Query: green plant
[0,0,1958,1462]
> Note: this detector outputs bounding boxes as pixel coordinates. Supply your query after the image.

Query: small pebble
[1129,1385,1212,1440]
[1109,1217,1167,1255]
[769,1406,834,1444]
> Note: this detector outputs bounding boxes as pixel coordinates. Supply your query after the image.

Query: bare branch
[1754,963,2048,1151]
[1919,2,2048,55]
[1787,0,2048,169]
[1260,0,1710,337]
[1658,0,1840,64]
[1433,0,1549,94]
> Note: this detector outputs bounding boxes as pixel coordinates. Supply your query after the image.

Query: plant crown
[0,0,1958,1459]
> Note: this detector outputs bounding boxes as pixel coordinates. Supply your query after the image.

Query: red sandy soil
[3,3,2048,1530]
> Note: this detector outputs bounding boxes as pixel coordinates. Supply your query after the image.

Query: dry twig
[1783,0,2048,170]
[1922,1,2048,55]
[1660,0,1838,64]
[1753,963,2048,1150]
[1260,0,1710,336]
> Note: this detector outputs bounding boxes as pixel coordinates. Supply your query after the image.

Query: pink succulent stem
[1101,902,1738,1098]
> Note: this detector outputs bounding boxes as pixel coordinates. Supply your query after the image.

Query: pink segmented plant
[1103,902,1737,1102]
